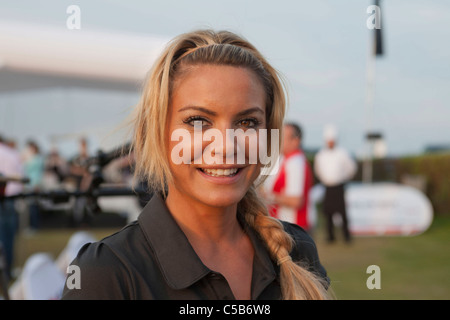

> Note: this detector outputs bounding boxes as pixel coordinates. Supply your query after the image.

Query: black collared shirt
[62,194,329,300]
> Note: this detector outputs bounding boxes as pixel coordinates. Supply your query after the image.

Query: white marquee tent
[0,21,169,154]
[0,20,168,92]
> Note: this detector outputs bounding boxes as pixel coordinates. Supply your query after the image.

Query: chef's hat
[323,124,338,142]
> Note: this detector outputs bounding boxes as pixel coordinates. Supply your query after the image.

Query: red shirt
[269,150,313,230]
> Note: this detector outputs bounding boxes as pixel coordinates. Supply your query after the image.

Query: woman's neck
[165,186,243,245]
[165,185,255,300]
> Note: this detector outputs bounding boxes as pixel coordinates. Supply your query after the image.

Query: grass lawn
[13,227,120,273]
[315,216,450,300]
[10,215,450,300]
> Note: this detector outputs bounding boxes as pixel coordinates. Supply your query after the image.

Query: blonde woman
[62,29,330,300]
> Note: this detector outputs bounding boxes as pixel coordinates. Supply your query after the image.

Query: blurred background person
[68,137,92,226]
[0,134,24,279]
[23,140,45,231]
[314,124,356,244]
[68,137,91,191]
[44,148,69,189]
[261,122,314,233]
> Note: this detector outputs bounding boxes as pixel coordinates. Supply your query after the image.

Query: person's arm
[273,193,303,209]
[313,152,323,183]
[343,150,357,181]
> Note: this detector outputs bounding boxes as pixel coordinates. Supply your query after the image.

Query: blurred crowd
[0,134,140,286]
[0,135,135,229]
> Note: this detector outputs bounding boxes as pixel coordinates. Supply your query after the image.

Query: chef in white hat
[314,124,356,243]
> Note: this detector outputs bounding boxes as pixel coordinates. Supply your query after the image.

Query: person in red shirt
[262,122,313,232]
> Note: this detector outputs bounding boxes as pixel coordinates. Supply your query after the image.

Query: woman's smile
[196,166,248,185]
[199,167,239,177]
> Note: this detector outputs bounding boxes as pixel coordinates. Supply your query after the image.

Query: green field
[11,216,450,300]
[316,216,450,300]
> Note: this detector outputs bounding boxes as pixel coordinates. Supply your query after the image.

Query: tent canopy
[0,21,169,92]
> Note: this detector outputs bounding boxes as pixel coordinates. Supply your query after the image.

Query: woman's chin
[197,191,245,208]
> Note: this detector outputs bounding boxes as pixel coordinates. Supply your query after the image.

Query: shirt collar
[138,193,277,294]
[138,193,209,289]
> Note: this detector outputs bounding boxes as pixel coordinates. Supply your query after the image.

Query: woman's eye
[238,118,260,128]
[183,117,210,127]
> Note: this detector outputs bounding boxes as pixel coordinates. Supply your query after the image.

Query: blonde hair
[132,29,330,300]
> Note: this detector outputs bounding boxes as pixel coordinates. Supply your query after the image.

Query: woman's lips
[197,167,245,184]
[200,167,239,177]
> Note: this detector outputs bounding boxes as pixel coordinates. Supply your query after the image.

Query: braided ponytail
[239,186,330,300]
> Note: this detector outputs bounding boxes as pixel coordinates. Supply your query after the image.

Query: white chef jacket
[314,146,356,187]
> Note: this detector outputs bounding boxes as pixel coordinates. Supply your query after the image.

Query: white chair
[55,231,96,273]
[20,253,66,300]
[9,231,96,300]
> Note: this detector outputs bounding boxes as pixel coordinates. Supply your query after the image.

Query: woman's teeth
[201,168,239,177]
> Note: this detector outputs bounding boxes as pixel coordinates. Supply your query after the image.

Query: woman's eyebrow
[178,106,264,117]
[178,106,216,116]
[235,107,264,117]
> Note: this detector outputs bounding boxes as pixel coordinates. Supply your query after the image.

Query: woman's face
[166,64,267,208]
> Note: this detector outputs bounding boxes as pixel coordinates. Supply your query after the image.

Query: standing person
[69,137,90,191]
[68,137,92,226]
[314,125,357,244]
[0,134,24,278]
[261,122,314,233]
[23,140,45,230]
[45,148,69,186]
[62,29,330,300]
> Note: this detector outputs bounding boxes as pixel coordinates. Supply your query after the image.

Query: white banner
[310,182,434,236]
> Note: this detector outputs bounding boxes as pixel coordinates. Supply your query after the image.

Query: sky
[0,0,449,158]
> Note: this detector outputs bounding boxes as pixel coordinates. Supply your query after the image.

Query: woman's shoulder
[280,221,317,248]
[280,220,329,283]
[61,221,147,299]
